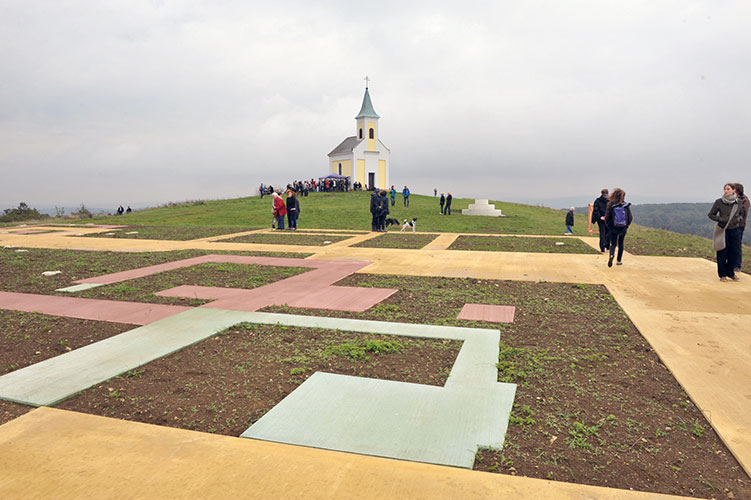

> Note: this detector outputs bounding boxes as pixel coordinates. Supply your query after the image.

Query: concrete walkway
[0,408,688,500]
[0,226,748,498]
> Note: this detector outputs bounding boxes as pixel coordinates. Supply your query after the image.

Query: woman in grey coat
[708,183,745,281]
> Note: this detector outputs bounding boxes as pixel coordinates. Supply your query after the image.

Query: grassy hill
[93,191,586,235]
[6,191,748,273]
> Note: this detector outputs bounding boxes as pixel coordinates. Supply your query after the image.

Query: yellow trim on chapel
[378,160,386,190]
[357,159,366,184]
[367,122,376,151]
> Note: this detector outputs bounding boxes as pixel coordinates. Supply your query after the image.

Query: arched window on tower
[369,128,374,139]
[338,163,342,175]
[359,128,363,139]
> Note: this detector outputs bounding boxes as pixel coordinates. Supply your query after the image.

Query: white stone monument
[461,199,504,217]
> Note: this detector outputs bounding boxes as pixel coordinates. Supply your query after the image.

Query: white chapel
[327,84,390,190]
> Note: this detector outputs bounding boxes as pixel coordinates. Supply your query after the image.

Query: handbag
[712,203,738,251]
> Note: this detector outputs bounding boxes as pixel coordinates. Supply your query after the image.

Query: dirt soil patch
[218,232,351,246]
[0,310,136,375]
[0,248,310,296]
[59,324,460,437]
[448,235,599,254]
[77,225,257,241]
[0,400,31,426]
[75,262,310,306]
[353,233,438,249]
[260,274,749,499]
[293,229,368,235]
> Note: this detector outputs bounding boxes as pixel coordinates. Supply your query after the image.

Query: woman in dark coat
[708,183,744,281]
[439,193,445,214]
[286,190,300,230]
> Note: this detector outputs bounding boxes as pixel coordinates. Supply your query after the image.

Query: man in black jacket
[370,190,380,231]
[591,189,610,252]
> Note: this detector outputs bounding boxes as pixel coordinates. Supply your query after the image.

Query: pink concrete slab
[155,285,243,300]
[65,254,391,314]
[457,304,515,323]
[0,292,190,325]
[286,287,398,312]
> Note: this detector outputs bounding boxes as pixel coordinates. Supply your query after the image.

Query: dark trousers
[445,204,451,215]
[609,226,627,262]
[390,197,395,206]
[717,227,741,277]
[440,203,444,214]
[403,197,409,207]
[287,212,298,229]
[736,227,745,270]
[371,213,378,231]
[596,220,609,251]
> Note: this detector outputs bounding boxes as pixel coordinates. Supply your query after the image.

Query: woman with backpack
[604,188,632,267]
[708,183,744,281]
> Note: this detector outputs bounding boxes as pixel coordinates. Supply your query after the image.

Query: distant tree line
[1,202,93,222]
[0,202,46,222]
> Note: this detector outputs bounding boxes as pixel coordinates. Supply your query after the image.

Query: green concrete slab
[243,372,515,468]
[55,283,103,293]
[0,308,249,406]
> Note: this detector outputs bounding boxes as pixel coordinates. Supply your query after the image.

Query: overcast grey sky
[1,0,749,210]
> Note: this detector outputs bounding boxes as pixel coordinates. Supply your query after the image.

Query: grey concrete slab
[55,283,103,293]
[243,372,515,468]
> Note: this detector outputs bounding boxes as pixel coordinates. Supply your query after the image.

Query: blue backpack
[613,203,630,227]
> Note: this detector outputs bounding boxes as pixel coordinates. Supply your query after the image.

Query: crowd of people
[586,182,747,276]
[258,177,749,280]
[259,177,351,199]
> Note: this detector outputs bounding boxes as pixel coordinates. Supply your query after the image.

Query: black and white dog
[384,218,401,228]
[400,218,418,232]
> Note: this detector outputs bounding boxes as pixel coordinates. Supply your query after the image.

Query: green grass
[90,192,590,235]
[46,191,747,270]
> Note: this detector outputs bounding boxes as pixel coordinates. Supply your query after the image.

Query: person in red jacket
[272,192,287,230]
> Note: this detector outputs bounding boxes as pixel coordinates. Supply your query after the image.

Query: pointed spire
[355,87,380,119]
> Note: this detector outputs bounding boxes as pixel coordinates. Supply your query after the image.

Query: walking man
[445,193,452,215]
[402,185,410,207]
[592,189,610,252]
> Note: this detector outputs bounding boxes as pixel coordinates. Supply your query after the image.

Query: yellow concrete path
[1,227,749,497]
[0,408,686,500]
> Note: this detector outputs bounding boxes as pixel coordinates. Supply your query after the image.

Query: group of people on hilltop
[586,183,748,277]
[259,178,352,199]
[438,192,453,215]
[370,189,391,231]
[589,188,634,267]
[708,182,748,281]
[115,205,132,215]
[588,188,634,267]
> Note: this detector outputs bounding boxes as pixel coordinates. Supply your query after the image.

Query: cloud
[1,0,750,208]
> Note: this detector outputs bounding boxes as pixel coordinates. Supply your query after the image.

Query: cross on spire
[364,75,370,89]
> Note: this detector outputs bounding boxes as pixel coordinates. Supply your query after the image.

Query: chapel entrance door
[368,172,375,190]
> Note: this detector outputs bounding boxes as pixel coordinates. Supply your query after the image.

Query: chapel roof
[328,136,361,156]
[355,88,380,119]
